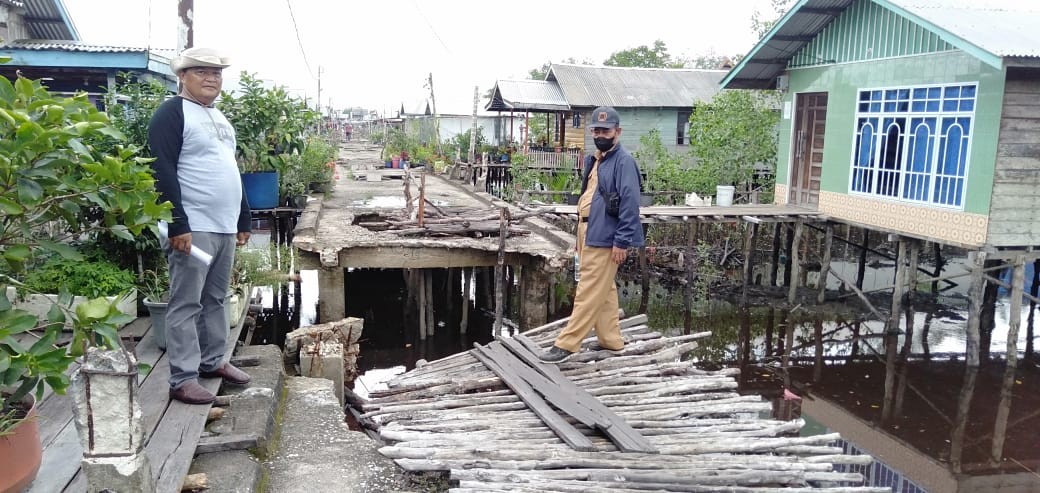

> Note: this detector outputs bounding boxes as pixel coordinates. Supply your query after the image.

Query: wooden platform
[27,300,250,493]
[548,204,824,224]
[359,314,887,492]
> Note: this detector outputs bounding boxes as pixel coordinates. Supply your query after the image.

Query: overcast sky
[63,0,779,115]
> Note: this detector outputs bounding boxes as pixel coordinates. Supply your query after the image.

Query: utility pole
[468,86,479,163]
[177,0,193,52]
[317,66,323,112]
[427,72,442,156]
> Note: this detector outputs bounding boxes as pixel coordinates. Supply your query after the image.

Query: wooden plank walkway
[360,314,889,492]
[28,301,250,493]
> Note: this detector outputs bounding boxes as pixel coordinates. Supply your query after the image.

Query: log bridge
[353,314,889,492]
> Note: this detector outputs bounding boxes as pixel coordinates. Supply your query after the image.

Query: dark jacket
[579,144,644,249]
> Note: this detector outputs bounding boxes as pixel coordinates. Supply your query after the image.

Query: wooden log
[449,467,864,487]
[206,407,225,422]
[425,269,435,336]
[585,377,738,396]
[451,482,890,493]
[856,228,869,290]
[563,332,710,363]
[556,341,702,374]
[770,222,782,287]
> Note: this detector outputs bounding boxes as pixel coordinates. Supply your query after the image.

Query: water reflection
[617,278,1040,489]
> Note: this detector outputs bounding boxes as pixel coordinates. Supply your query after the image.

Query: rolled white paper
[157,222,214,266]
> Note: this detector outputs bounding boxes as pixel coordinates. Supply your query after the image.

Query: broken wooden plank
[469,344,595,452]
[502,336,657,454]
[195,433,261,455]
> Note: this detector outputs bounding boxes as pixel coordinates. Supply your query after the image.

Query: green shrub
[22,258,135,297]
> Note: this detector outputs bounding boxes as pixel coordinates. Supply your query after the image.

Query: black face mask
[593,137,614,152]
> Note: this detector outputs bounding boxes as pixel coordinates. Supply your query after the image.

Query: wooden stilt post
[882,238,906,423]
[770,222,782,287]
[950,365,978,473]
[425,269,435,336]
[787,221,803,304]
[783,224,794,288]
[813,319,824,382]
[856,228,869,290]
[494,207,508,334]
[888,238,907,334]
[966,251,988,367]
[1028,259,1039,359]
[684,220,700,335]
[461,267,470,335]
[741,222,757,307]
[932,242,943,293]
[817,223,833,304]
[991,254,1025,463]
[417,269,427,340]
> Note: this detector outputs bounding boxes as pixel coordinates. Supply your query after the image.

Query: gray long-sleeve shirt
[148,96,251,237]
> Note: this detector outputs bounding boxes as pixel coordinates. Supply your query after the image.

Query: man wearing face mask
[540,106,644,363]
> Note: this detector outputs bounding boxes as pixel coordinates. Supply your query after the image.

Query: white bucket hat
[170,47,231,73]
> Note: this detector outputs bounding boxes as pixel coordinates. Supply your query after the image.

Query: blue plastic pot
[241,171,279,209]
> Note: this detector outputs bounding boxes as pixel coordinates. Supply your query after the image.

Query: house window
[676,110,692,145]
[572,112,581,128]
[849,83,975,208]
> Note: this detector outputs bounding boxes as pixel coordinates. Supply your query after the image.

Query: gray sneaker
[539,345,575,363]
[588,342,623,353]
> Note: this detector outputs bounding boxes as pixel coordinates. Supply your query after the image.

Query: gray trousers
[164,232,236,389]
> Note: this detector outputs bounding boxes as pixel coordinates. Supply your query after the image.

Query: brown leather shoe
[199,363,251,385]
[170,381,216,405]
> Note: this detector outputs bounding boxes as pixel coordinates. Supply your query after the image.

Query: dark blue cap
[588,106,620,129]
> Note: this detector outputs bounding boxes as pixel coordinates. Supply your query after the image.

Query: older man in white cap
[148,47,252,405]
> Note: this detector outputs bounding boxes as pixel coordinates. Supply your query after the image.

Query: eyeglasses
[189,68,223,79]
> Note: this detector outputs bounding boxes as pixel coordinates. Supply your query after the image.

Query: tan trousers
[554,223,623,352]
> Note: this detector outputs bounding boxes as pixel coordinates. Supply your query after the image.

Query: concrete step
[264,377,410,493]
[187,344,284,493]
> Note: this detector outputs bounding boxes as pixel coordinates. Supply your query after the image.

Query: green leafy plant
[21,257,135,298]
[0,74,169,432]
[218,72,319,174]
[687,90,780,190]
[231,245,297,292]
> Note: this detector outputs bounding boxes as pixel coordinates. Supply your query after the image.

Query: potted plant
[219,73,319,209]
[138,265,170,349]
[0,74,169,491]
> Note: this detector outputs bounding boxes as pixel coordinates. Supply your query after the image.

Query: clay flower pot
[0,394,42,493]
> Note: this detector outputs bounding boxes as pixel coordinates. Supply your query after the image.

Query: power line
[410,0,451,55]
[285,0,317,80]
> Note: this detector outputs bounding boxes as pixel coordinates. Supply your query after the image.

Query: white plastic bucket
[716,185,735,207]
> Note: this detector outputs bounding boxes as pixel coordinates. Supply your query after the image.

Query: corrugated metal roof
[547,64,725,108]
[485,79,569,112]
[23,0,78,41]
[3,40,146,52]
[723,0,1040,89]
[890,0,1040,59]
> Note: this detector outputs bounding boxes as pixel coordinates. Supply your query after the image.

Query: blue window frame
[849,83,976,208]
